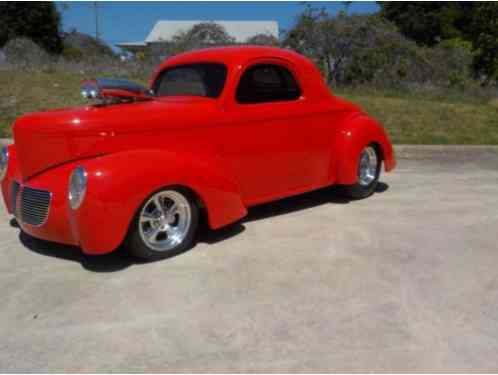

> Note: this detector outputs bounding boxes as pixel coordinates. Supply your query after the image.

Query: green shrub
[61,46,84,62]
[62,31,116,62]
[285,8,477,89]
[3,37,52,68]
[244,34,279,46]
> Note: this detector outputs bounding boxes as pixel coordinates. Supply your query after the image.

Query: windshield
[153,63,227,98]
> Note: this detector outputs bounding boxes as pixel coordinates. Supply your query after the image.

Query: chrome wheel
[358,146,379,186]
[138,190,192,252]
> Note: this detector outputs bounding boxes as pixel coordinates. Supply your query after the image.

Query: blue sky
[57,1,379,49]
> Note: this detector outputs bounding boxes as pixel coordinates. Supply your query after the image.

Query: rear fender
[74,149,247,253]
[331,114,396,185]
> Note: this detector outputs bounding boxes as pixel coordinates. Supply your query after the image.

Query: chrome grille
[12,183,52,226]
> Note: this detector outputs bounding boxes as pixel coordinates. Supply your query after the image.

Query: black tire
[125,187,199,261]
[341,144,382,199]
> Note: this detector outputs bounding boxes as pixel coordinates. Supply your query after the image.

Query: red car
[0,46,396,260]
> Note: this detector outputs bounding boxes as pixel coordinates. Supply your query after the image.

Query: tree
[283,6,331,77]
[283,5,472,87]
[378,2,475,46]
[153,22,235,58]
[379,2,497,82]
[284,6,411,84]
[174,22,235,50]
[146,22,236,62]
[245,33,279,46]
[0,2,63,54]
[469,3,498,82]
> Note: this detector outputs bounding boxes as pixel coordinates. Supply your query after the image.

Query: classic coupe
[0,46,396,260]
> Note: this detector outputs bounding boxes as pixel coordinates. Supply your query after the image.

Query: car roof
[152,46,332,101]
[160,45,309,65]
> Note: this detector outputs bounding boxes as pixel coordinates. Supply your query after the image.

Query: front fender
[1,144,19,214]
[74,149,247,253]
[331,114,396,185]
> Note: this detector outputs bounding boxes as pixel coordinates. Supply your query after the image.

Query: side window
[236,64,302,104]
[154,63,227,98]
[156,67,207,97]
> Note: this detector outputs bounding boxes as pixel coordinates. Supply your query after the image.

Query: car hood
[13,97,218,180]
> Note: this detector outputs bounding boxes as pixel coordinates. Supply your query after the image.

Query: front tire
[341,144,381,199]
[125,188,199,261]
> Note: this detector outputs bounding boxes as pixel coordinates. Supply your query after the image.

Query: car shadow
[198,182,389,243]
[17,182,389,272]
[18,231,138,272]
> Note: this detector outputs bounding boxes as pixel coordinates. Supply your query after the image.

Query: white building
[116,20,279,53]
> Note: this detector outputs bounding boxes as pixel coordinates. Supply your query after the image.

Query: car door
[220,60,330,205]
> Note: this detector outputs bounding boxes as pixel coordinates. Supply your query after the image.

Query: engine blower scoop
[81,78,154,104]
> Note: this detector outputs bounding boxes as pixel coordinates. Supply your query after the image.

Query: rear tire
[125,188,199,261]
[341,144,381,199]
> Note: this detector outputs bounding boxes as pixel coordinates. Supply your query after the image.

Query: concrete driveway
[1,148,498,371]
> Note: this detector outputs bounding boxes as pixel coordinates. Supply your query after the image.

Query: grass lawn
[0,69,86,135]
[338,87,498,144]
[0,68,497,144]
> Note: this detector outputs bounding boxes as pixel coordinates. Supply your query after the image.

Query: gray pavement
[1,150,498,371]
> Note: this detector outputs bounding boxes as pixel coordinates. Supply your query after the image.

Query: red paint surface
[2,46,395,254]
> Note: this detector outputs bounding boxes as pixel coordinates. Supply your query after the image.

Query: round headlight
[0,146,9,181]
[68,166,87,210]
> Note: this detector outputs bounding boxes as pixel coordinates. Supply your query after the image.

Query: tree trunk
[325,54,334,84]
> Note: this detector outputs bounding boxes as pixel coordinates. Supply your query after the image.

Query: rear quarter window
[236,64,302,104]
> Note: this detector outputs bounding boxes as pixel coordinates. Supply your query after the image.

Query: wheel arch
[370,141,384,162]
[330,114,395,185]
[128,183,207,219]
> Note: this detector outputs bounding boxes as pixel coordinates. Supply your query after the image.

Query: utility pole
[93,1,100,41]
[342,1,352,15]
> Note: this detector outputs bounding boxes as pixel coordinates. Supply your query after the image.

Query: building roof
[115,41,147,52]
[117,41,147,47]
[145,20,278,43]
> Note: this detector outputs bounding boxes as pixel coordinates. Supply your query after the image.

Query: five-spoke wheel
[126,188,199,260]
[342,144,381,199]
[358,146,379,187]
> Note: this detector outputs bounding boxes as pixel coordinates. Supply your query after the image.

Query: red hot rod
[0,46,396,260]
